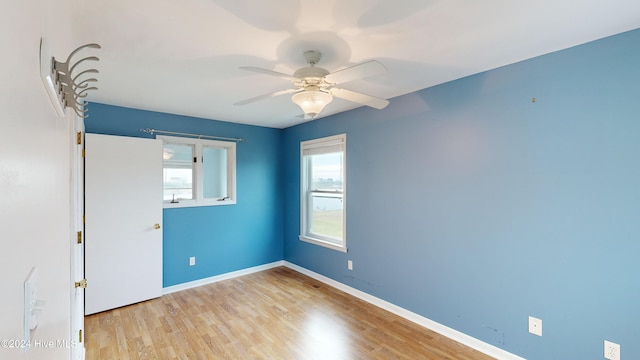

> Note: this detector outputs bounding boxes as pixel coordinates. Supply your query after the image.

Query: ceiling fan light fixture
[291,90,333,118]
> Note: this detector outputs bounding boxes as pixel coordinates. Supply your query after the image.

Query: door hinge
[79,329,83,343]
[74,279,87,289]
[77,231,82,244]
[82,215,86,224]
[76,132,82,145]
[82,149,85,158]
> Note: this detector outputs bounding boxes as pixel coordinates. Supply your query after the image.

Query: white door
[85,133,163,315]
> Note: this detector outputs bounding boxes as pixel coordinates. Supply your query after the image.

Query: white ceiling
[71,0,640,128]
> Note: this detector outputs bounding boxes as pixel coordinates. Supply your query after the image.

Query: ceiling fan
[234,50,390,119]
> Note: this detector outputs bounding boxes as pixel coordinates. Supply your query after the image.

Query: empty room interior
[3,1,640,359]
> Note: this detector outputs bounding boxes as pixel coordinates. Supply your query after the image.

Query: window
[159,136,236,207]
[299,134,346,252]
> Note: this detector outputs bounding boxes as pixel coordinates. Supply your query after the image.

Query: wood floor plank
[85,267,494,360]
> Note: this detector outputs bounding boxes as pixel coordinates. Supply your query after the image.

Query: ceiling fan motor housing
[293,66,330,81]
[294,50,331,88]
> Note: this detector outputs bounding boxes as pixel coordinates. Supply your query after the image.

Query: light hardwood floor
[85,266,494,359]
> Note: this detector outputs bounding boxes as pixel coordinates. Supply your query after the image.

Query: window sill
[299,235,347,253]
[163,199,236,209]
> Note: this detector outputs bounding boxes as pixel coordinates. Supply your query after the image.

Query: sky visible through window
[311,152,343,189]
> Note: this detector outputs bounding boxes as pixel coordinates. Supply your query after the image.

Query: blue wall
[85,103,283,287]
[282,29,640,359]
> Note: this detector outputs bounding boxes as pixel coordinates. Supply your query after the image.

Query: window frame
[299,133,347,252]
[158,135,236,208]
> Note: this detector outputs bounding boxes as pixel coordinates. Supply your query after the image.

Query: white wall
[0,1,75,359]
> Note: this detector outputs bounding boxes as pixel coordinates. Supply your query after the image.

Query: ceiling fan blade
[324,60,387,85]
[234,88,300,106]
[330,88,389,110]
[239,66,299,82]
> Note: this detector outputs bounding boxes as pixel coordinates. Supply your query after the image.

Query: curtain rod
[140,128,244,142]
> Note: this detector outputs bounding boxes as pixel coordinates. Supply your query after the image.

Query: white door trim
[70,115,85,360]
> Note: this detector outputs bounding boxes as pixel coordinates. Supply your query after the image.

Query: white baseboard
[283,261,525,360]
[162,260,524,360]
[162,261,285,295]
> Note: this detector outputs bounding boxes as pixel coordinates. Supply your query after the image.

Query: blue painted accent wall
[85,103,283,287]
[283,29,640,359]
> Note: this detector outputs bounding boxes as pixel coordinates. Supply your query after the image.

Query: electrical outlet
[347,260,353,270]
[528,316,542,336]
[604,340,620,360]
[189,257,196,266]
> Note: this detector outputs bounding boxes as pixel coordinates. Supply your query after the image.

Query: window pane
[310,152,343,191]
[309,194,343,241]
[163,143,193,163]
[202,146,227,199]
[163,144,193,201]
